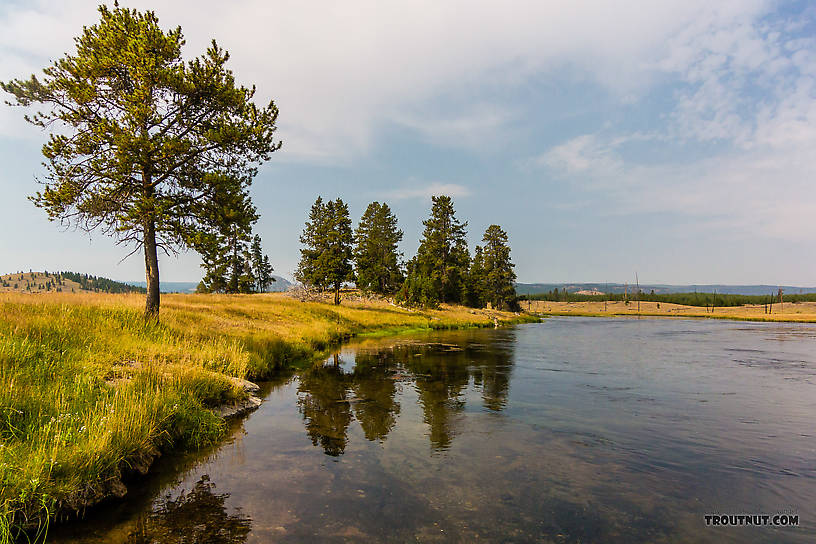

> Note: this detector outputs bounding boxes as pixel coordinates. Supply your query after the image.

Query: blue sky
[1,0,815,285]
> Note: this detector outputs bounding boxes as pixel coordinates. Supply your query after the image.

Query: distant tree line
[295,194,518,310]
[519,290,815,307]
[58,271,147,294]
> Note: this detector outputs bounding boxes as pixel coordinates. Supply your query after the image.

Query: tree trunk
[334,283,340,305]
[144,219,160,318]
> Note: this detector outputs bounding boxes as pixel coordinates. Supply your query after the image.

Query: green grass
[0,291,536,541]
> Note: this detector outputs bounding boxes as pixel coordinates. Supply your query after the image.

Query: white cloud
[533,0,816,239]
[390,105,517,151]
[537,134,624,176]
[538,127,816,239]
[0,0,778,159]
[385,182,471,201]
[3,0,813,238]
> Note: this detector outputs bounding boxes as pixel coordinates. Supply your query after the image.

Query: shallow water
[50,318,816,543]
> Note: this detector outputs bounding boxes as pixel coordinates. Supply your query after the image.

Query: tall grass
[0,291,534,541]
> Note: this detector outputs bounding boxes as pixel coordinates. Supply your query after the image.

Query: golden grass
[523,299,816,322]
[0,290,533,542]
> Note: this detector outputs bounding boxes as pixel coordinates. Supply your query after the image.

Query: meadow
[524,299,816,322]
[0,291,534,542]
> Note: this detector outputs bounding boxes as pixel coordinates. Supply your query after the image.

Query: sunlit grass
[0,291,534,541]
[525,299,816,322]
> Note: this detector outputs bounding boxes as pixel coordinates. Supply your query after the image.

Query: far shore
[525,299,816,323]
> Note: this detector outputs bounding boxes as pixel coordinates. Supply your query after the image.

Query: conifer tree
[260,255,275,292]
[1,5,281,316]
[354,202,403,294]
[296,197,354,304]
[402,195,469,305]
[248,234,275,292]
[296,197,328,291]
[464,245,488,308]
[193,188,257,293]
[481,224,517,310]
[237,250,256,293]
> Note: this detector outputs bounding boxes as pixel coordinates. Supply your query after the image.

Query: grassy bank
[0,291,536,542]
[524,300,816,323]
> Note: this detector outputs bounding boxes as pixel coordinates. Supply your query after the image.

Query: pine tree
[260,255,275,292]
[296,197,328,291]
[247,234,275,292]
[481,224,517,310]
[464,245,487,308]
[193,188,257,293]
[237,250,256,293]
[354,202,403,294]
[2,5,281,317]
[399,258,439,307]
[402,195,469,305]
[295,197,354,304]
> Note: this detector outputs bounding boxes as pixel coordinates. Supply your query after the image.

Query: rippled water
[50,318,816,543]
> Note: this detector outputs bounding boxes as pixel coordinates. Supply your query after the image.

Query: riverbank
[0,291,536,542]
[525,299,816,322]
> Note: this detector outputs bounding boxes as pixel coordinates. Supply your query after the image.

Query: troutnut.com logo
[704,514,799,527]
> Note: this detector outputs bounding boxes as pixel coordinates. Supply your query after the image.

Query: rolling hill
[0,271,146,294]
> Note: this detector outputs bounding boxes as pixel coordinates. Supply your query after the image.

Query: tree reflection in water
[296,334,514,455]
[351,351,401,441]
[297,354,354,456]
[126,475,251,544]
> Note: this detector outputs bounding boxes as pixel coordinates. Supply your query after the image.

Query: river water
[50,318,816,543]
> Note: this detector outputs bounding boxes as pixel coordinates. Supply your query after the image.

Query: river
[50,318,816,543]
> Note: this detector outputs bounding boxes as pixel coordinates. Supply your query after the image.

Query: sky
[1,0,815,285]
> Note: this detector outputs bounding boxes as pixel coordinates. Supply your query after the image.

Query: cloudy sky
[1,0,815,285]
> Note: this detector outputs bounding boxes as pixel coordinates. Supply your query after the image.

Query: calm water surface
[50,318,816,543]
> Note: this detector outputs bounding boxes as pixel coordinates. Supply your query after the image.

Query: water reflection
[48,321,816,543]
[296,334,515,454]
[351,351,401,441]
[126,475,251,544]
[297,355,354,456]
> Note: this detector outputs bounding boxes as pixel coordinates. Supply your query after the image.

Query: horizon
[2,1,816,286]
[5,269,816,291]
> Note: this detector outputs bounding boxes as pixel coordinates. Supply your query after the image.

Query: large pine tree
[296,197,354,304]
[1,5,280,316]
[481,224,517,310]
[403,195,470,305]
[354,202,404,294]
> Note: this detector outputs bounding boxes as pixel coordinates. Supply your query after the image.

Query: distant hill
[516,282,816,296]
[0,271,146,294]
[127,275,293,293]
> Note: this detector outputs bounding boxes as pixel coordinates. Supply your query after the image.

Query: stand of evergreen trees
[196,233,276,294]
[295,194,518,309]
